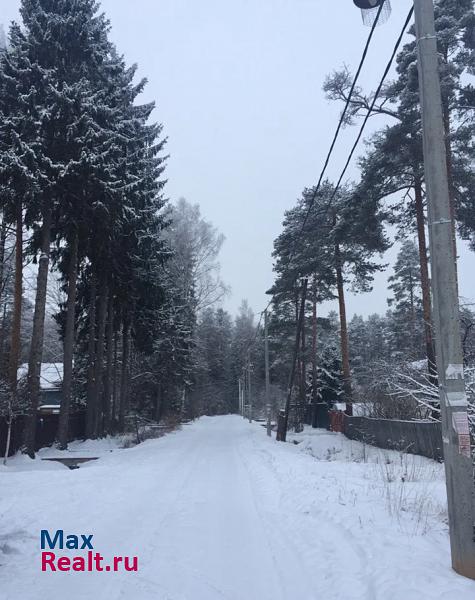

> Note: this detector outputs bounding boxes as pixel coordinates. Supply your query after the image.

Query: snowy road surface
[1,415,475,599]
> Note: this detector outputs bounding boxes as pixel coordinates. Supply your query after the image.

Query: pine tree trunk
[86,275,97,438]
[295,291,301,418]
[57,230,79,450]
[9,200,22,393]
[103,295,115,435]
[298,302,306,430]
[119,316,130,432]
[311,279,319,428]
[335,242,352,413]
[92,279,108,437]
[414,177,437,385]
[24,204,52,458]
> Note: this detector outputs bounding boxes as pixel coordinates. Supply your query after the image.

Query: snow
[1,415,474,599]
[1,436,126,471]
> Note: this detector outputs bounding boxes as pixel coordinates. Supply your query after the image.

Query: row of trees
[0,1,233,458]
[0,0,170,456]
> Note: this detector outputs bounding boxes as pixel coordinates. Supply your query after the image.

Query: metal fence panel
[343,415,443,461]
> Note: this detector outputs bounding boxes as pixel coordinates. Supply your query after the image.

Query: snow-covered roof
[332,402,373,417]
[409,359,428,371]
[17,363,63,391]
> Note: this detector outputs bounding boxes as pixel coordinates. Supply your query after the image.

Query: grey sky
[3,1,474,318]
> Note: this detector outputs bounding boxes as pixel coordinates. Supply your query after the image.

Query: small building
[17,363,63,414]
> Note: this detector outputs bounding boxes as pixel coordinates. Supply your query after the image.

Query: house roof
[18,363,63,391]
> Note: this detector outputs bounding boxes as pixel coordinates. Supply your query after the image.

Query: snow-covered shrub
[354,360,435,421]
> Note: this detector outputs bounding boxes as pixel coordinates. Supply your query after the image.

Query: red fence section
[329,410,345,433]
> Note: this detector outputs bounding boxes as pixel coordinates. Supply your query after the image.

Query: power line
[276,3,415,293]
[245,3,389,351]
[294,0,388,245]
[329,5,414,202]
[244,3,415,379]
[296,4,415,243]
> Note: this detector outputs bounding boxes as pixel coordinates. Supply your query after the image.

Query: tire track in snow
[239,428,377,600]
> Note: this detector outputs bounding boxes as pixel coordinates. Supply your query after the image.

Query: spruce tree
[5,0,116,455]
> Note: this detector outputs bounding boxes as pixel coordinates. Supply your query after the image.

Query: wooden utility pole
[335,240,352,413]
[239,377,245,416]
[264,309,271,436]
[414,0,475,579]
[238,378,242,416]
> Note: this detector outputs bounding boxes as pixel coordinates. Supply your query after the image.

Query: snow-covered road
[1,415,475,599]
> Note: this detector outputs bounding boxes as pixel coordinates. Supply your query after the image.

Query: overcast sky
[2,0,474,318]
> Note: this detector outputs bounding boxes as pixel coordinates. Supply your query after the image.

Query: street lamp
[353,0,392,26]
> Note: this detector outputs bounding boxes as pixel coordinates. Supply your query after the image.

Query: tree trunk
[298,300,306,430]
[103,295,115,435]
[0,216,7,308]
[111,330,118,429]
[335,242,352,413]
[119,316,130,432]
[0,304,7,371]
[92,279,108,437]
[24,204,52,458]
[57,230,79,450]
[414,177,437,385]
[295,291,301,418]
[9,199,22,394]
[153,384,162,422]
[0,217,7,365]
[86,275,97,438]
[311,279,319,428]
[3,413,12,466]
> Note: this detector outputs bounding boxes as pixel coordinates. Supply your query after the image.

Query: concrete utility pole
[247,350,252,424]
[414,0,475,579]
[264,309,272,437]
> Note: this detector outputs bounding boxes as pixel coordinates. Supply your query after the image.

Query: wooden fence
[341,414,443,461]
[0,412,86,456]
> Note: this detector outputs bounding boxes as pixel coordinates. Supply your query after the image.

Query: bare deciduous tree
[165,198,229,312]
